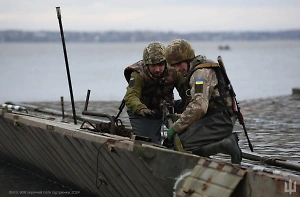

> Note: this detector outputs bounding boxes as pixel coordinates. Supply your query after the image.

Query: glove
[166,114,179,122]
[138,108,156,117]
[167,127,176,140]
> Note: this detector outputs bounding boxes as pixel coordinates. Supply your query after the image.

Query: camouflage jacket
[172,55,233,133]
[124,60,185,117]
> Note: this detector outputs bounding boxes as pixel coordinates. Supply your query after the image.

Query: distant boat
[218,45,230,50]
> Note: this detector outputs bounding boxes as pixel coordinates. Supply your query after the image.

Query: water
[1,40,300,194]
[0,160,83,196]
[1,40,299,104]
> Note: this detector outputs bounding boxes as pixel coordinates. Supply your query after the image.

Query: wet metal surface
[177,158,245,197]
[20,94,300,175]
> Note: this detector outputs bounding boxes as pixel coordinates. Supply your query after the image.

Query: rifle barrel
[242,124,254,152]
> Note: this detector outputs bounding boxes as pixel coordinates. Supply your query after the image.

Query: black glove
[138,108,156,117]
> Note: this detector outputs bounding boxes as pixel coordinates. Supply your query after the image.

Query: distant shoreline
[1,29,299,42]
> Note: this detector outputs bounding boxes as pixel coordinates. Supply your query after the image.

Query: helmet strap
[186,59,193,71]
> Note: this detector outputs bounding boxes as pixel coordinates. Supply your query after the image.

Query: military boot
[194,133,242,164]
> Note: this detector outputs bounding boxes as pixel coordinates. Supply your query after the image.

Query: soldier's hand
[175,113,181,118]
[166,114,179,122]
[138,108,156,117]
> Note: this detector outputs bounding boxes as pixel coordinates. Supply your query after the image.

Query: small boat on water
[1,102,300,197]
[218,45,230,50]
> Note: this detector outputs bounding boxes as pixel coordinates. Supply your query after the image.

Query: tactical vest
[183,56,233,117]
[124,60,180,113]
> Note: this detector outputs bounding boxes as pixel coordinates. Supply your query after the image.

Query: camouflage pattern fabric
[172,67,218,132]
[165,39,195,65]
[124,60,144,82]
[143,42,166,65]
[171,55,235,151]
[124,61,185,118]
[172,55,233,133]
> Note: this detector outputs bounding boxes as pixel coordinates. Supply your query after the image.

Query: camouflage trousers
[179,110,235,152]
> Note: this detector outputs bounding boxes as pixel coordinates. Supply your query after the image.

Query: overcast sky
[1,0,300,32]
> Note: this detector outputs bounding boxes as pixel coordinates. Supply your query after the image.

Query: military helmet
[165,39,195,65]
[143,42,166,65]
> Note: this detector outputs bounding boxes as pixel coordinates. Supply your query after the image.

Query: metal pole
[242,151,300,172]
[60,96,65,120]
[56,7,77,124]
[84,89,91,111]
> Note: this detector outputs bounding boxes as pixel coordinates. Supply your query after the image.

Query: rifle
[217,56,254,152]
[114,99,125,122]
[161,101,184,152]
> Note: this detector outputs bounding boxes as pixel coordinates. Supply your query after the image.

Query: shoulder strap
[194,62,219,69]
[184,62,219,87]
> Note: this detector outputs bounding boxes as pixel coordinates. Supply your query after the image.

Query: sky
[1,0,300,33]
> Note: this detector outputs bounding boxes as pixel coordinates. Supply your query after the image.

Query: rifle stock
[217,56,254,152]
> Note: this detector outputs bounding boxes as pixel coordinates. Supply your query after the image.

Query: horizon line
[1,29,300,33]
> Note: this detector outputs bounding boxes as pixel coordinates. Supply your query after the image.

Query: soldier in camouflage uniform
[124,41,185,144]
[165,39,242,164]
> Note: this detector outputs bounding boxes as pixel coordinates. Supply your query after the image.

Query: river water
[0,160,83,197]
[0,40,300,196]
[1,40,299,104]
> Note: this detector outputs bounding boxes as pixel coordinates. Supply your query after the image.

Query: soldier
[124,41,185,144]
[165,39,242,164]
